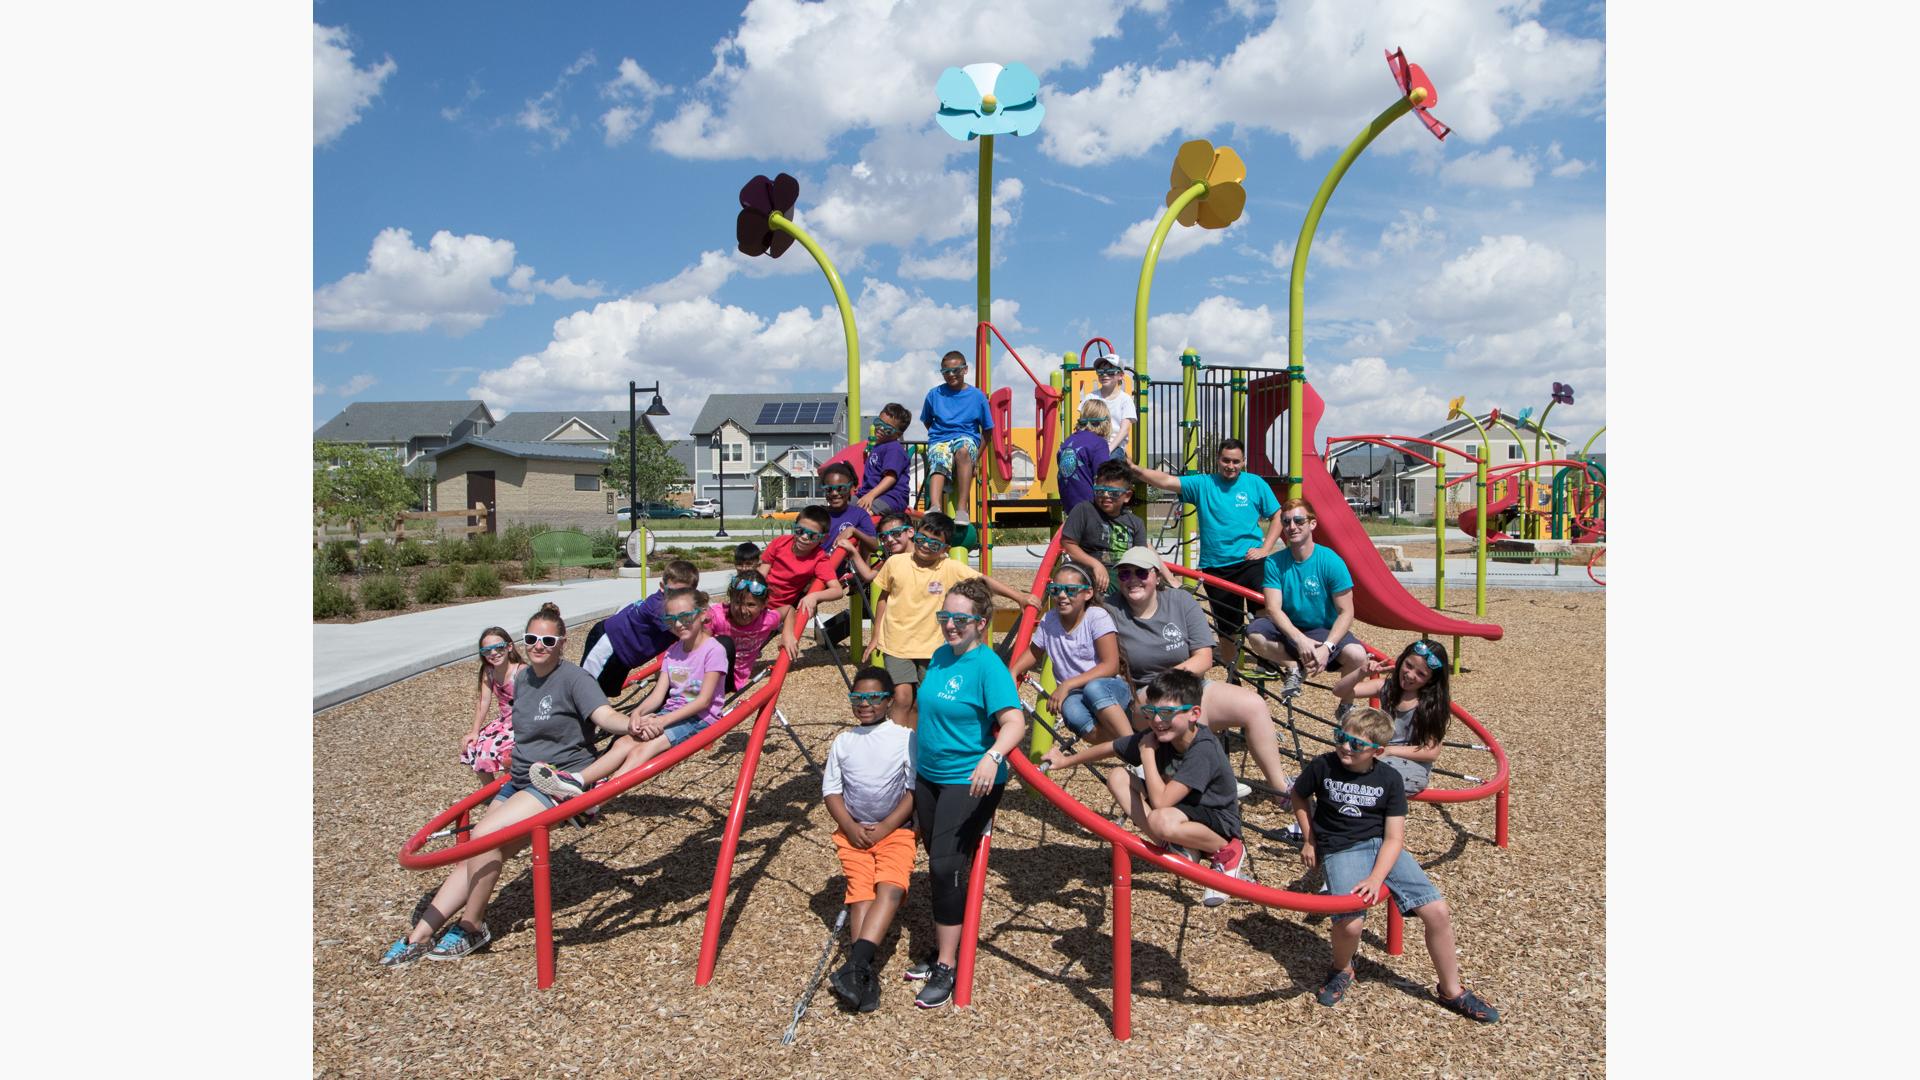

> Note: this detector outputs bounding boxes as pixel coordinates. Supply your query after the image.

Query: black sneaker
[857,966,881,1012]
[914,962,956,1008]
[1316,966,1355,1007]
[828,960,864,1010]
[903,954,937,982]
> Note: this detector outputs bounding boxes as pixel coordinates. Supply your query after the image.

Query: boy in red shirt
[758,503,847,654]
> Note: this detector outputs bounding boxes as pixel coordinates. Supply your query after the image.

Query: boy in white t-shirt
[824,666,918,1013]
[1009,562,1132,742]
[1089,356,1136,457]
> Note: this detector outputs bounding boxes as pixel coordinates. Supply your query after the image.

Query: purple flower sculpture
[736,173,800,258]
[1385,48,1450,142]
[1552,382,1575,406]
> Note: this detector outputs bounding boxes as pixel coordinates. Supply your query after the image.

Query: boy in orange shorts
[825,666,917,1012]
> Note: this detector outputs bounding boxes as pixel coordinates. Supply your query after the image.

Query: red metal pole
[694,697,777,985]
[1111,844,1133,1041]
[954,826,993,1007]
[532,825,554,988]
[1385,890,1404,956]
[1496,787,1510,848]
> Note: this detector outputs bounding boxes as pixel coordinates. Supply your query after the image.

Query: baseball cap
[1114,546,1165,573]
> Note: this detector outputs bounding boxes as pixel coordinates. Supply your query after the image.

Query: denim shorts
[1058,675,1133,736]
[663,713,718,748]
[493,779,559,810]
[1320,835,1441,921]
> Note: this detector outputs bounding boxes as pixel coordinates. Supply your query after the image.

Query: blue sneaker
[427,922,491,961]
[379,937,429,967]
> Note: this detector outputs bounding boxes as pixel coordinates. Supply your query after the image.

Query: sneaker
[953,509,970,527]
[828,960,865,1010]
[903,953,937,982]
[1281,666,1304,699]
[567,803,602,829]
[1315,966,1355,1007]
[857,966,881,1012]
[530,762,588,801]
[1234,780,1253,800]
[378,937,429,968]
[1276,821,1303,845]
[1436,986,1500,1024]
[1334,701,1353,724]
[913,962,956,1008]
[426,921,491,961]
[1203,838,1246,907]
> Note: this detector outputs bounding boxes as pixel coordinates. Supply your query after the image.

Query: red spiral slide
[1457,487,1519,542]
[1247,376,1501,642]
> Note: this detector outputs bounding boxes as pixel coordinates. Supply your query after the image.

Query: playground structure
[388,46,1569,1036]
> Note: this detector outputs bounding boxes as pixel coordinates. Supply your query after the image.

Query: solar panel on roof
[756,403,781,424]
[779,402,803,423]
[800,402,826,424]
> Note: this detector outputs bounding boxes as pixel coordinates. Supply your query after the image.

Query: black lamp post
[628,381,670,563]
[710,430,730,539]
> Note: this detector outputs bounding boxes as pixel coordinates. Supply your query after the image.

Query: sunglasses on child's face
[1115,565,1153,581]
[1093,485,1128,496]
[934,611,984,625]
[1045,582,1090,597]
[1076,419,1105,429]
[523,634,562,648]
[873,421,899,436]
[823,482,852,494]
[792,525,823,540]
[1409,640,1444,670]
[1280,515,1312,527]
[912,533,947,550]
[879,525,912,540]
[1097,369,1120,379]
[480,643,511,655]
[730,576,768,596]
[1140,704,1196,720]
[1333,727,1383,751]
[663,610,701,625]
[941,365,966,376]
[848,691,891,705]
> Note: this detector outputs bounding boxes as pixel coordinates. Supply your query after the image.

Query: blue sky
[313,0,1606,452]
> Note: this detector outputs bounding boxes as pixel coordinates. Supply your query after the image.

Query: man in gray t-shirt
[507,662,611,787]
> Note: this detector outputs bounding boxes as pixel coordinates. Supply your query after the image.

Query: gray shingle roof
[314,401,493,443]
[429,436,611,464]
[486,410,653,443]
[665,439,696,478]
[690,393,846,436]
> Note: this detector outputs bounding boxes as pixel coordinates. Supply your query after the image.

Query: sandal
[1315,966,1355,1007]
[1436,986,1500,1023]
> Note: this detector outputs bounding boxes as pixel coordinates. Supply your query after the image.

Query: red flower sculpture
[1385,48,1450,142]
[736,173,800,258]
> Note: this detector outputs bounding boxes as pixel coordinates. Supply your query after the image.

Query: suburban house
[688,393,850,516]
[313,400,496,468]
[481,410,655,447]
[1323,411,1575,520]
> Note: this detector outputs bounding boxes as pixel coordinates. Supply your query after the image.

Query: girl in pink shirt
[707,570,782,692]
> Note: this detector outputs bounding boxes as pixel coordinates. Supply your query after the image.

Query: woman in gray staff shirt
[1106,547,1293,802]
[380,602,637,966]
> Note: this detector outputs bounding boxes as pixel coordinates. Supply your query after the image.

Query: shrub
[589,527,619,560]
[359,539,397,573]
[361,574,409,610]
[464,564,501,597]
[524,555,549,581]
[467,532,503,562]
[396,538,429,567]
[415,567,458,604]
[497,560,524,583]
[441,534,471,565]
[501,523,535,562]
[313,570,357,618]
[319,540,356,575]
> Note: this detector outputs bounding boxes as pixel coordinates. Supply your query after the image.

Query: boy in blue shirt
[1246,498,1371,696]
[855,402,913,523]
[920,350,993,526]
[1129,438,1284,659]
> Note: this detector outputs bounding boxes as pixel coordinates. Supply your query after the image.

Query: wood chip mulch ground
[314,580,1603,1077]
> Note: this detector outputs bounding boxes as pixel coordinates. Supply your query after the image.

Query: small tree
[314,441,417,538]
[607,427,687,506]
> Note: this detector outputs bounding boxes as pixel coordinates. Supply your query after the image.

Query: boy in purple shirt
[855,402,913,522]
[1057,398,1113,514]
[579,559,699,697]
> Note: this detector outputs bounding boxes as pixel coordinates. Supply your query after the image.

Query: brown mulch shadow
[314,582,1602,1076]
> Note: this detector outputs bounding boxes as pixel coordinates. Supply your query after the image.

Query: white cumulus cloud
[315,228,602,335]
[601,58,672,146]
[1104,208,1245,261]
[313,24,396,147]
[1440,146,1537,188]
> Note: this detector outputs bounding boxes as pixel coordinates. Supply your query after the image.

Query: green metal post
[1230,369,1246,443]
[1134,180,1210,494]
[1287,96,1417,499]
[1179,349,1200,567]
[1474,446,1487,618]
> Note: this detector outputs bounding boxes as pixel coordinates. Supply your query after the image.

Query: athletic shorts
[883,653,931,687]
[1245,619,1366,672]
[926,436,980,478]
[832,824,916,904]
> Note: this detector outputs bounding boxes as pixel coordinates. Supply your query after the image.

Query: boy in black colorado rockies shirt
[1292,705,1499,1023]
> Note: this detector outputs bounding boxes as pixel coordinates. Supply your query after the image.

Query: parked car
[1344,495,1379,514]
[689,498,720,518]
[614,502,698,521]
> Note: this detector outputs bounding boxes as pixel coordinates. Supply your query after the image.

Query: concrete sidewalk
[312,568,735,713]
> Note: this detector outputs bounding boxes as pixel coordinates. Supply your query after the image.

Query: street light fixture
[709,430,730,539]
[628,381,670,577]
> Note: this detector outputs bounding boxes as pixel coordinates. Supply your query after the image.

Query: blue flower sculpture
[934,62,1044,140]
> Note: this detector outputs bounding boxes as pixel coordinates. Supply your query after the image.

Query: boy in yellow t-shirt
[863,511,1037,727]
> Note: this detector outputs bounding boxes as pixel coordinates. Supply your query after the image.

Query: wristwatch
[985,750,1006,765]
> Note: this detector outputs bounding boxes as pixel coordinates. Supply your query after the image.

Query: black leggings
[1201,557,1266,642]
[913,776,1006,925]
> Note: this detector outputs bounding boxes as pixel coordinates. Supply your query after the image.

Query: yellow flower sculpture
[1447,395,1466,419]
[1164,139,1247,229]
